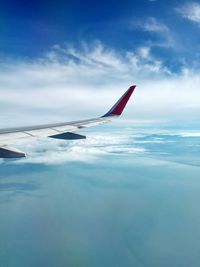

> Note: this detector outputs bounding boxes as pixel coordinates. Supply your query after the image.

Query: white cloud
[2,126,200,165]
[5,128,199,165]
[10,131,146,165]
[142,17,169,34]
[177,2,200,25]
[0,41,171,128]
[0,40,200,131]
[178,131,200,137]
[134,17,175,48]
[137,46,150,59]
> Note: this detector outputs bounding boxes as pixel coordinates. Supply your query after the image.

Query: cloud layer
[1,40,200,129]
[2,127,200,166]
[9,129,146,165]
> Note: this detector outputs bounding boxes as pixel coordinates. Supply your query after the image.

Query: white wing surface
[0,85,136,158]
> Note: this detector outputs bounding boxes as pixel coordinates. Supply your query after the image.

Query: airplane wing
[0,85,136,158]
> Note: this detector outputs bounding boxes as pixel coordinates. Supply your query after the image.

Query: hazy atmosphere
[1,1,200,267]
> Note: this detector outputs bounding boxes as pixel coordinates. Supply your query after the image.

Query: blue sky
[1,0,200,127]
[1,0,200,68]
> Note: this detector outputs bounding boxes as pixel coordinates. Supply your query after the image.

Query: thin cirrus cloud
[176,2,200,25]
[132,17,175,48]
[142,17,169,33]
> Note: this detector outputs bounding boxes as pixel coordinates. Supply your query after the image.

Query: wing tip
[102,84,136,117]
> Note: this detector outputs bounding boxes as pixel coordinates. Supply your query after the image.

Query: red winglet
[102,85,136,117]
